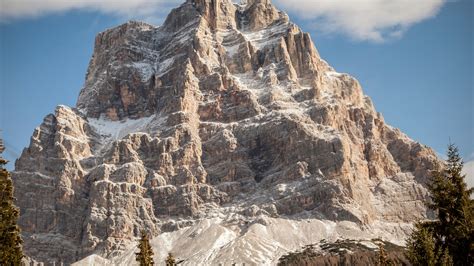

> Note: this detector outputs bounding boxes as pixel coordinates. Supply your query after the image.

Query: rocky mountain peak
[76,0,320,121]
[14,0,440,264]
[176,0,285,31]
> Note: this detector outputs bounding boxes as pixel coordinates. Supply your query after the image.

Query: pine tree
[406,144,474,265]
[0,151,24,265]
[437,247,453,266]
[405,223,437,266]
[428,144,473,265]
[136,230,154,266]
[165,253,176,266]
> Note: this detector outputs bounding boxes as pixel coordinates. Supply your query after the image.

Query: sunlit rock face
[13,0,439,264]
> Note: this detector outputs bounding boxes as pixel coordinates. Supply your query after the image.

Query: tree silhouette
[406,144,473,265]
[136,230,154,266]
[0,145,24,264]
[165,252,176,266]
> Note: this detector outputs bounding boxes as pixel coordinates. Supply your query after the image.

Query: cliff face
[13,0,439,264]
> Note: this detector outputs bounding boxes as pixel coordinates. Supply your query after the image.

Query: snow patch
[130,62,154,81]
[88,115,158,141]
[156,56,180,77]
[73,254,110,266]
[325,71,344,79]
[241,21,290,50]
[72,217,410,266]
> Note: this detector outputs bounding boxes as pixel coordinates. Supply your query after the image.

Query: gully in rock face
[11,0,442,264]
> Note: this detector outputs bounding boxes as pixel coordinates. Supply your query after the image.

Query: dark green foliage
[136,230,154,266]
[165,253,176,266]
[405,223,437,266]
[406,144,474,265]
[437,247,453,266]
[0,156,24,265]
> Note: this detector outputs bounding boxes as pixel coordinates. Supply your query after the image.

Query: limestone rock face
[14,0,439,264]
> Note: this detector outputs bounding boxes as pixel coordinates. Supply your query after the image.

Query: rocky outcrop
[13,0,439,264]
[278,239,410,266]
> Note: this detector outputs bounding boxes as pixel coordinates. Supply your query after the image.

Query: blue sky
[0,0,472,170]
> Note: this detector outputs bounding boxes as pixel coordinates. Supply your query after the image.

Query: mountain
[12,0,440,264]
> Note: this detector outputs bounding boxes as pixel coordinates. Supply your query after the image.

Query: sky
[0,0,472,174]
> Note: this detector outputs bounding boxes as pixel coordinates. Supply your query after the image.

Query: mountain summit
[13,0,439,264]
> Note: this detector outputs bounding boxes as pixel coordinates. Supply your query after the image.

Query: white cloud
[1,0,447,42]
[274,0,447,42]
[463,160,474,190]
[466,152,474,161]
[0,0,181,22]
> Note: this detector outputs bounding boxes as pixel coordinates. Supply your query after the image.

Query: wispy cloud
[462,160,474,189]
[0,0,181,22]
[466,152,474,162]
[274,0,447,42]
[1,0,447,42]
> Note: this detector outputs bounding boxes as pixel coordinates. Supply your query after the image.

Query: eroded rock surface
[13,0,439,264]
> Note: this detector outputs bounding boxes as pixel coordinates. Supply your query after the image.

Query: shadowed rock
[13,0,439,264]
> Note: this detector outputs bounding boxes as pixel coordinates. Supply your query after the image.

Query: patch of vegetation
[278,239,408,266]
[405,144,473,265]
[0,150,24,264]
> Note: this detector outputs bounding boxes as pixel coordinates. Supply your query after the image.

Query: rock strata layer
[13,0,439,264]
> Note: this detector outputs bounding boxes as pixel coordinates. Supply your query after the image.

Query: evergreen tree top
[136,230,154,266]
[0,137,4,154]
[446,143,464,176]
[0,150,24,264]
[408,144,473,265]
